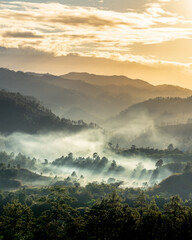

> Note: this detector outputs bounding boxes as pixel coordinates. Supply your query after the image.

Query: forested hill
[0,90,90,134]
[119,96,192,124]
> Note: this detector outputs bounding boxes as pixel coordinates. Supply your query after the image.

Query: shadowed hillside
[152,172,192,199]
[0,90,89,134]
[0,168,50,190]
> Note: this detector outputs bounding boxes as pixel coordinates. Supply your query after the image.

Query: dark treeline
[0,152,37,170]
[108,142,192,161]
[1,185,192,240]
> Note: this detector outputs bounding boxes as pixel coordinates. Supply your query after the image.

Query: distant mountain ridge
[62,72,192,96]
[62,72,152,88]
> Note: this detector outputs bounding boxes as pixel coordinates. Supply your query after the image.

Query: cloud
[43,15,119,27]
[0,1,191,58]
[0,0,148,12]
[3,31,43,38]
[0,1,192,88]
[131,38,192,63]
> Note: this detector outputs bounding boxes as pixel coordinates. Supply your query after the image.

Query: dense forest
[1,185,192,240]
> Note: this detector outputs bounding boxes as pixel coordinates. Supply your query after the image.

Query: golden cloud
[0,1,191,67]
[3,31,43,39]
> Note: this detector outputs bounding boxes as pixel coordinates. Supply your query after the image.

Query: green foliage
[85,191,138,240]
[0,185,192,239]
[0,200,34,240]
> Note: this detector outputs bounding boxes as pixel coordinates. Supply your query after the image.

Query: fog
[0,129,106,160]
[0,121,178,188]
[105,111,192,151]
[0,107,190,189]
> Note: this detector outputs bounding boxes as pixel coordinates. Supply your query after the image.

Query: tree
[156,159,163,168]
[163,195,188,240]
[17,164,20,169]
[140,209,163,240]
[68,153,73,159]
[44,159,48,165]
[167,144,174,152]
[108,142,112,148]
[131,145,136,151]
[71,171,77,178]
[35,187,76,240]
[135,191,149,216]
[164,195,184,217]
[149,198,159,211]
[86,192,138,240]
[0,200,34,240]
[93,152,98,159]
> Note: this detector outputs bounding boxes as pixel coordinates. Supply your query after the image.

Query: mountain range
[1,68,192,123]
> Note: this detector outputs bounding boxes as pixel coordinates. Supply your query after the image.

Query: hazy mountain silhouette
[62,72,152,87]
[62,72,192,97]
[119,96,192,125]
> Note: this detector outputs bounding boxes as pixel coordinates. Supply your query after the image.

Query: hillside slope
[119,96,192,125]
[0,168,50,190]
[0,90,88,134]
[152,172,192,199]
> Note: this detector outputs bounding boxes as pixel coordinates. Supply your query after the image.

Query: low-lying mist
[1,109,191,189]
[0,129,106,159]
[105,111,192,151]
[0,122,181,188]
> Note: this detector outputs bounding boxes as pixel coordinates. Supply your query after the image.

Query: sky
[0,0,192,88]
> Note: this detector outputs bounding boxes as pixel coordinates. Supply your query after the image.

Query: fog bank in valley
[0,125,177,188]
